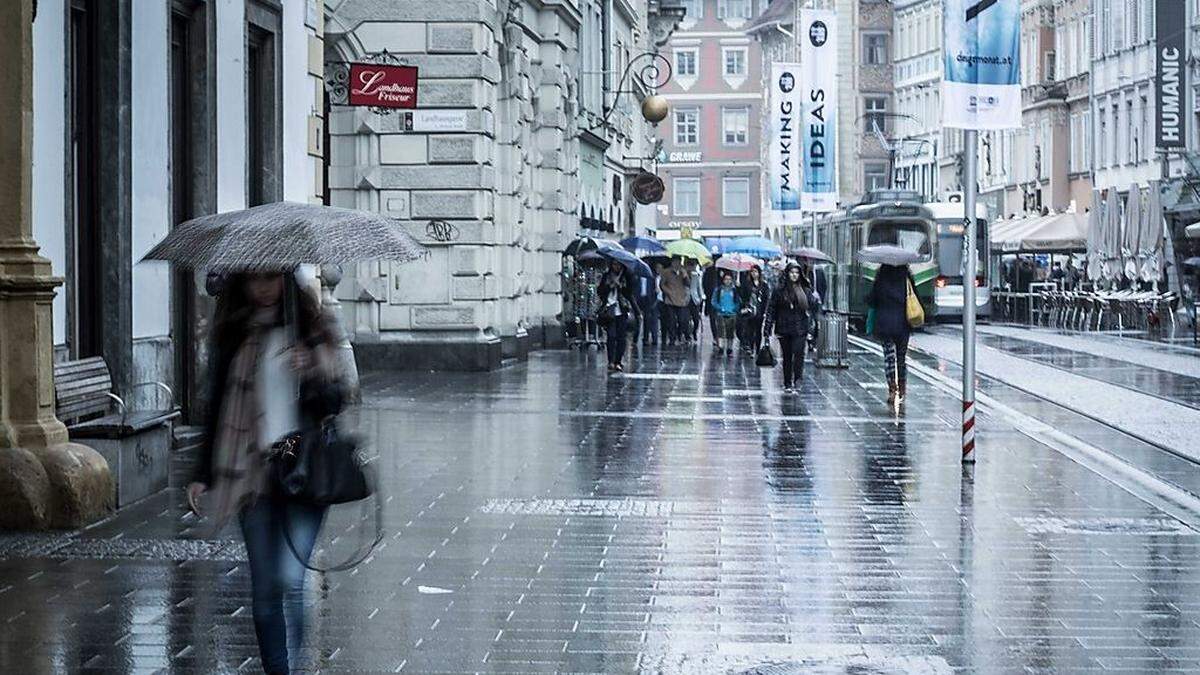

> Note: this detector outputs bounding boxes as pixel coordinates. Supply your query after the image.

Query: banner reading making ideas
[768,62,803,227]
[799,10,838,212]
[942,0,1020,129]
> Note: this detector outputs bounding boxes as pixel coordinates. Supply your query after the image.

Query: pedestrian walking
[660,258,692,345]
[598,261,635,372]
[637,270,660,345]
[187,271,346,675]
[702,264,720,347]
[866,263,918,406]
[738,266,770,355]
[764,263,817,393]
[710,271,742,356]
[687,260,705,342]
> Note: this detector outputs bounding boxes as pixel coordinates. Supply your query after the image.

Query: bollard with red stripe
[962,399,976,463]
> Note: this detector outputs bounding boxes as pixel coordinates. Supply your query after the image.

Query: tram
[924,200,991,322]
[810,190,937,330]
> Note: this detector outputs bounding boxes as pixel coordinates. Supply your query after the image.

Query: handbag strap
[281,470,384,574]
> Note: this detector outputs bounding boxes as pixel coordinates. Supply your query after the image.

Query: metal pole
[962,129,978,463]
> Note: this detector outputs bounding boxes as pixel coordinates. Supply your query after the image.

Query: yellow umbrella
[665,238,713,265]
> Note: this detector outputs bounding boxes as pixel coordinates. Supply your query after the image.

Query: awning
[990,212,1088,253]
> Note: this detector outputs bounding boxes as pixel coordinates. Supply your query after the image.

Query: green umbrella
[665,238,713,265]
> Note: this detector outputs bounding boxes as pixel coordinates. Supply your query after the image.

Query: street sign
[348,63,419,109]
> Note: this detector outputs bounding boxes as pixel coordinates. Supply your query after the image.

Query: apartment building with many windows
[655,0,765,240]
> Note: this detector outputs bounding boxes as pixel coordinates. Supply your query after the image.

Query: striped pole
[962,129,979,464]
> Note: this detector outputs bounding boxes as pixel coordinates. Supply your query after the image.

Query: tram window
[867,221,930,255]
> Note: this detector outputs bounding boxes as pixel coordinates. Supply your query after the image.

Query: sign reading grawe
[348,64,419,109]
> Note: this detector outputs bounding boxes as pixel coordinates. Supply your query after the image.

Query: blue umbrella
[704,237,734,256]
[620,236,666,258]
[597,245,653,279]
[727,236,783,259]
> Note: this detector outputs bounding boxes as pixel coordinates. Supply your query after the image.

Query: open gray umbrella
[141,201,426,270]
[787,246,834,263]
[857,245,923,266]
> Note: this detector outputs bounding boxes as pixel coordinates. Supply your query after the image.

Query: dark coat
[597,272,635,317]
[701,267,720,315]
[738,279,770,318]
[867,265,915,340]
[764,283,817,337]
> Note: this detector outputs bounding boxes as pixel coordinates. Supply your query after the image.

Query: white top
[257,328,300,450]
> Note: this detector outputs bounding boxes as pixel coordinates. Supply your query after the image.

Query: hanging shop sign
[941,0,1021,129]
[799,9,839,212]
[768,62,803,227]
[1156,0,1187,149]
[348,64,419,109]
[632,170,666,205]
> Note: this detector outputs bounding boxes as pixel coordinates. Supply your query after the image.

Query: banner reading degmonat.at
[768,62,804,227]
[800,9,838,212]
[942,0,1021,129]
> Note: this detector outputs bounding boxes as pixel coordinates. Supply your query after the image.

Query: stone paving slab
[2,346,1200,672]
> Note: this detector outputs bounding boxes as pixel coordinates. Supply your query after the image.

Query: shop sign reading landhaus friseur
[348,64,419,109]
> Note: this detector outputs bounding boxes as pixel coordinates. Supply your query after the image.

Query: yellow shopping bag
[905,278,925,328]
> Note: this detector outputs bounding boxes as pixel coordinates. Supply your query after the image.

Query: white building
[32,0,326,421]
[891,0,944,200]
[325,0,672,370]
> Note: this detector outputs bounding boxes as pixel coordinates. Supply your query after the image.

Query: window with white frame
[674,108,699,145]
[718,0,752,20]
[863,33,889,65]
[723,47,748,77]
[865,162,889,191]
[679,0,703,20]
[722,106,749,145]
[675,48,698,77]
[674,177,700,216]
[864,96,889,134]
[722,177,750,216]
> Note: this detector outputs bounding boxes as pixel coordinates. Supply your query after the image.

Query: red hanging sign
[347,64,419,109]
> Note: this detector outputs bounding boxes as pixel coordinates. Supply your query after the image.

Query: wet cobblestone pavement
[4,344,1200,673]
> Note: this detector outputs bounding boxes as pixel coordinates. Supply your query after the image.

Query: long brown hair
[211,272,326,358]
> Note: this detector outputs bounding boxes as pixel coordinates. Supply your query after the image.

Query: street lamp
[592,51,673,130]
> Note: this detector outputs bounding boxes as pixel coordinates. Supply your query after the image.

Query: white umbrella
[1086,190,1103,281]
[1102,189,1122,280]
[857,245,923,265]
[1123,184,1141,280]
[1141,181,1164,282]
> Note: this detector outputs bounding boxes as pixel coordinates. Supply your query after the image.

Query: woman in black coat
[867,263,916,405]
[597,262,635,372]
[763,263,818,392]
[737,266,771,355]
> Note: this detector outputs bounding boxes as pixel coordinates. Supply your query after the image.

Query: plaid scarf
[207,310,277,530]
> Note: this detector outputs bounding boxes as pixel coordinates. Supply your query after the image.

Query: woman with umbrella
[862,246,923,406]
[146,201,425,675]
[738,265,771,356]
[764,263,818,393]
[597,260,636,372]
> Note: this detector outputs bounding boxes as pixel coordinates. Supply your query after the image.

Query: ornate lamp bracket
[590,51,672,131]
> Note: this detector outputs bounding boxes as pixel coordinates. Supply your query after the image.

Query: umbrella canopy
[596,246,653,279]
[715,253,762,272]
[619,236,666,258]
[787,246,833,263]
[665,238,713,265]
[565,236,617,257]
[1086,192,1103,281]
[857,245,922,266]
[704,237,734,256]
[575,250,609,266]
[1141,181,1165,282]
[989,212,1087,253]
[1123,184,1141,280]
[726,236,783,259]
[140,201,426,270]
[1103,189,1122,279]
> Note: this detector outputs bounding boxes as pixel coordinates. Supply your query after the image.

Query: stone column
[0,0,112,529]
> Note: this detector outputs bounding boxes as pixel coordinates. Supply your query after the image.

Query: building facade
[32,0,326,420]
[654,0,765,240]
[891,0,943,200]
[325,0,672,371]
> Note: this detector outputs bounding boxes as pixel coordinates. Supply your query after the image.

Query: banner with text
[768,62,804,226]
[1156,0,1186,149]
[942,0,1021,129]
[800,10,839,212]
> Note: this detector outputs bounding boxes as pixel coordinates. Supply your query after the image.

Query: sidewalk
[3,346,1200,672]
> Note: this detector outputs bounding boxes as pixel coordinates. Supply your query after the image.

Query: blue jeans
[240,496,327,674]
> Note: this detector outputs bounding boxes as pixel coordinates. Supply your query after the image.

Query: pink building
[653,0,766,240]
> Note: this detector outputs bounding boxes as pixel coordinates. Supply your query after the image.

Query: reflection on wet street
[3,345,1200,673]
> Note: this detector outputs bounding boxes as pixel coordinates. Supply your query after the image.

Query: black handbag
[756,345,776,367]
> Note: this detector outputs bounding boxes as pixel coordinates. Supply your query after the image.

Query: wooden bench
[54,357,180,507]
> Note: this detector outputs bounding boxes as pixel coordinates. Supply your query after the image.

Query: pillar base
[0,443,113,530]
